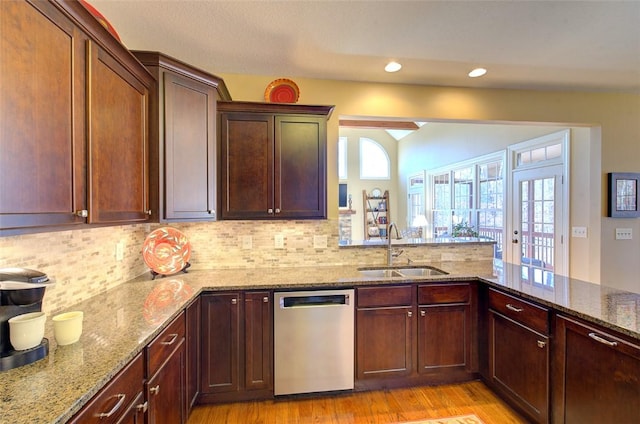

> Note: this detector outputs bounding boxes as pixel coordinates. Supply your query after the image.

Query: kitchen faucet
[387,222,403,266]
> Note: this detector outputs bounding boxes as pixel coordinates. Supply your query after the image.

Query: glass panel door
[512,165,564,287]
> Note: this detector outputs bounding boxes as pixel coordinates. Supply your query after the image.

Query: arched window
[359,137,390,179]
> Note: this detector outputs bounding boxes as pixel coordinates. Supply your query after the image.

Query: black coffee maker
[0,268,53,371]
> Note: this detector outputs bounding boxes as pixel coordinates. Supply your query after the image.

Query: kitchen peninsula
[1,260,638,424]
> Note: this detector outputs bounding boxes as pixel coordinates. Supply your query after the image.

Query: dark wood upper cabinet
[218,101,333,220]
[0,0,153,234]
[0,0,86,232]
[132,51,231,222]
[87,41,150,224]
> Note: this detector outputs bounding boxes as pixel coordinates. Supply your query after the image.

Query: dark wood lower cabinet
[418,283,474,381]
[486,288,550,424]
[199,291,273,403]
[146,340,186,424]
[553,314,640,424]
[489,311,549,423]
[186,298,201,412]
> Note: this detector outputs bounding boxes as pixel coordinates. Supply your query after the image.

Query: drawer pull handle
[97,393,126,418]
[149,384,160,395]
[588,332,618,347]
[537,340,546,348]
[160,333,178,345]
[136,401,148,413]
[231,298,237,305]
[506,304,523,313]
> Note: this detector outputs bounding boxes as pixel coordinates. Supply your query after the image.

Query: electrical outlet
[313,235,328,249]
[615,228,633,240]
[274,234,285,249]
[242,235,253,249]
[571,227,588,238]
[115,241,124,261]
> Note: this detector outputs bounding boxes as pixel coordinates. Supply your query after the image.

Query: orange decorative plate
[78,0,122,42]
[264,78,300,103]
[142,227,191,276]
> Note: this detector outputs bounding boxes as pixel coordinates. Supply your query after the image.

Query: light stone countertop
[1,261,638,424]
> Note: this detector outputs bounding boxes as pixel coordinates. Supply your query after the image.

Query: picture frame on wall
[607,172,640,218]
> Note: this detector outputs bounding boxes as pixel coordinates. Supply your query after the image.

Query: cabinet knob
[263,296,269,303]
[231,298,237,305]
[275,208,281,214]
[75,210,88,218]
[208,209,216,217]
[149,385,160,395]
[136,401,148,413]
[407,311,413,318]
[420,310,426,317]
[537,340,546,349]
[268,209,274,214]
[146,210,152,216]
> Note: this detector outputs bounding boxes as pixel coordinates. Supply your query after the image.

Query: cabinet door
[219,113,274,219]
[244,291,272,390]
[356,306,413,379]
[87,41,149,224]
[275,115,326,218]
[186,298,201,411]
[146,338,186,424]
[201,293,240,393]
[490,311,549,423]
[418,304,470,374]
[553,315,640,424]
[164,73,217,221]
[0,0,86,231]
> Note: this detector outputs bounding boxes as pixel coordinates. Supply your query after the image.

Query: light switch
[615,228,633,240]
[274,234,285,249]
[571,227,588,238]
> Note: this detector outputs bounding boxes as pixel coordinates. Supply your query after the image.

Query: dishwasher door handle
[280,294,350,308]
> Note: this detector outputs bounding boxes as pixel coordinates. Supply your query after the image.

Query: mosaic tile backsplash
[0,220,492,314]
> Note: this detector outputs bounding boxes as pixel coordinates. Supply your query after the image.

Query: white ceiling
[90,0,640,93]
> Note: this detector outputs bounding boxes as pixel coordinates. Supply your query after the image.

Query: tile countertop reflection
[0,261,638,424]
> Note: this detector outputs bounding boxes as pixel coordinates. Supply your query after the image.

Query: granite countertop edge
[2,261,638,424]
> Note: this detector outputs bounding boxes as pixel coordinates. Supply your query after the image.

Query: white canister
[8,311,46,351]
[52,311,84,346]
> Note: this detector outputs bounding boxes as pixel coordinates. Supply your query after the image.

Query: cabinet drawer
[357,285,413,308]
[489,289,549,335]
[419,283,470,305]
[69,353,144,424]
[147,312,186,376]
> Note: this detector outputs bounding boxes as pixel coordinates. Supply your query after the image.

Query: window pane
[360,138,390,179]
[338,137,347,180]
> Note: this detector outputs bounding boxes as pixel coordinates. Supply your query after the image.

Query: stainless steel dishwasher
[274,289,354,395]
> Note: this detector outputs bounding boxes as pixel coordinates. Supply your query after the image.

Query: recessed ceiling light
[385,61,402,73]
[468,68,487,78]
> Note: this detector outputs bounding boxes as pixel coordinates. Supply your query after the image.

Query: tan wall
[221,74,640,289]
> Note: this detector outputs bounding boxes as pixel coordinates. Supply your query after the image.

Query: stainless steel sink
[357,269,405,278]
[358,266,448,278]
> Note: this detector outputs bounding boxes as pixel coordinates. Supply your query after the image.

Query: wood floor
[188,381,527,424]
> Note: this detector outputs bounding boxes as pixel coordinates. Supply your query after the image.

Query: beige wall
[221,74,640,290]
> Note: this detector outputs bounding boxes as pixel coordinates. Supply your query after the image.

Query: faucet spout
[387,222,403,266]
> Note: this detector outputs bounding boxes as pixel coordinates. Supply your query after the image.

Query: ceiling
[90,0,640,93]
